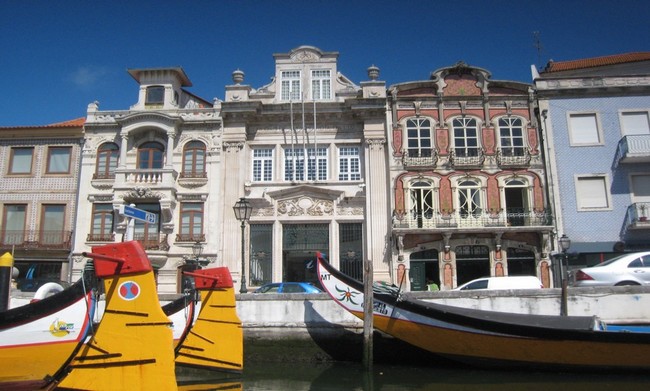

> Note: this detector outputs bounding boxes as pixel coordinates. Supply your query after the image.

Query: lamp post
[233,198,252,294]
[558,234,571,316]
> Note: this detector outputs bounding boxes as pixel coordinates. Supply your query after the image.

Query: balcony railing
[402,149,438,169]
[175,233,206,243]
[449,148,485,168]
[615,135,650,165]
[624,202,650,231]
[132,232,170,251]
[86,232,116,242]
[496,148,531,168]
[0,230,73,250]
[393,209,552,229]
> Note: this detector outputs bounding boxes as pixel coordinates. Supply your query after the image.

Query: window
[406,118,433,157]
[46,146,72,174]
[338,146,360,181]
[339,223,363,281]
[137,142,164,169]
[458,179,482,218]
[90,204,114,241]
[250,224,273,286]
[311,70,331,100]
[284,147,327,181]
[41,204,65,245]
[2,204,26,245]
[281,70,301,101]
[182,141,206,178]
[252,148,273,182]
[575,176,610,210]
[178,203,204,241]
[9,147,33,174]
[453,118,479,157]
[409,181,435,228]
[146,86,165,106]
[620,111,650,136]
[133,203,161,249]
[95,143,119,179]
[498,117,525,156]
[568,113,602,145]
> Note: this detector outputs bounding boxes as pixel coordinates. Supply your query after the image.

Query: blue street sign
[119,204,158,224]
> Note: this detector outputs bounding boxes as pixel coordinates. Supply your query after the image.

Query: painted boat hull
[175,267,243,374]
[0,273,96,389]
[317,255,650,371]
[56,241,177,390]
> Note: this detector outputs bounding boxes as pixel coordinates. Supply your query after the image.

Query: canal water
[179,361,650,390]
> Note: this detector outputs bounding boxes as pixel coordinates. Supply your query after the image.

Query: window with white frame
[620,111,650,136]
[281,70,301,101]
[568,113,602,145]
[284,147,327,181]
[252,148,274,182]
[457,179,483,218]
[498,117,525,156]
[338,146,360,181]
[409,180,435,227]
[453,117,479,157]
[406,118,433,157]
[311,70,331,100]
[575,175,610,210]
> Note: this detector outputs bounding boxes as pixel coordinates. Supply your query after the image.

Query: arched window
[406,118,433,157]
[137,142,164,169]
[95,142,119,179]
[498,117,525,156]
[458,179,482,219]
[182,141,206,178]
[504,178,529,226]
[452,117,479,157]
[409,180,435,228]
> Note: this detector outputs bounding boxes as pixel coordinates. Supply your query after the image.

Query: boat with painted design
[316,252,650,371]
[0,266,98,390]
[174,267,243,375]
[55,241,177,390]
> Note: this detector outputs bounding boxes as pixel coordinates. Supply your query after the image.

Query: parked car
[454,276,543,291]
[572,251,650,287]
[253,282,323,294]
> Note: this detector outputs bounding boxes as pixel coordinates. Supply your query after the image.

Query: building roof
[0,117,85,130]
[543,52,650,73]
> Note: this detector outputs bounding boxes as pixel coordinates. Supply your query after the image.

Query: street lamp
[233,197,253,294]
[558,234,571,316]
[192,240,204,259]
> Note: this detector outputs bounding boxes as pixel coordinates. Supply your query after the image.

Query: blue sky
[1,0,648,126]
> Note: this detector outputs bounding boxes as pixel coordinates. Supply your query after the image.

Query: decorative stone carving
[121,187,163,200]
[277,196,334,216]
[223,141,245,152]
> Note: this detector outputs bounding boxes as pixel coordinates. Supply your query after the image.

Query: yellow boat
[175,267,243,375]
[55,241,177,390]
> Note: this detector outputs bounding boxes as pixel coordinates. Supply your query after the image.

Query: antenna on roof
[533,31,544,71]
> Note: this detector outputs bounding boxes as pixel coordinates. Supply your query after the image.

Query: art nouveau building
[388,62,555,290]
[220,46,390,289]
[71,68,222,293]
[0,119,84,291]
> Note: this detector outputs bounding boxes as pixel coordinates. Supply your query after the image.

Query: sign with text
[119,205,157,224]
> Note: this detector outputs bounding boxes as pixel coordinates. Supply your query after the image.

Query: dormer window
[145,86,165,106]
[281,71,301,101]
[311,70,331,100]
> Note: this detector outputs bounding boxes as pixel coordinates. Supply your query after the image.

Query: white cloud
[69,66,109,88]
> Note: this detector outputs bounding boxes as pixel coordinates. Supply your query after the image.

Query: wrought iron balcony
[496,147,531,168]
[615,135,650,166]
[132,232,170,251]
[449,148,485,168]
[402,149,438,169]
[175,233,206,243]
[393,209,552,230]
[86,232,116,242]
[0,230,73,250]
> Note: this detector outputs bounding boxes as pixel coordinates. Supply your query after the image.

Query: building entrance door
[282,224,329,285]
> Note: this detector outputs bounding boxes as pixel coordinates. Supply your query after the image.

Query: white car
[572,251,650,287]
[455,276,543,291]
